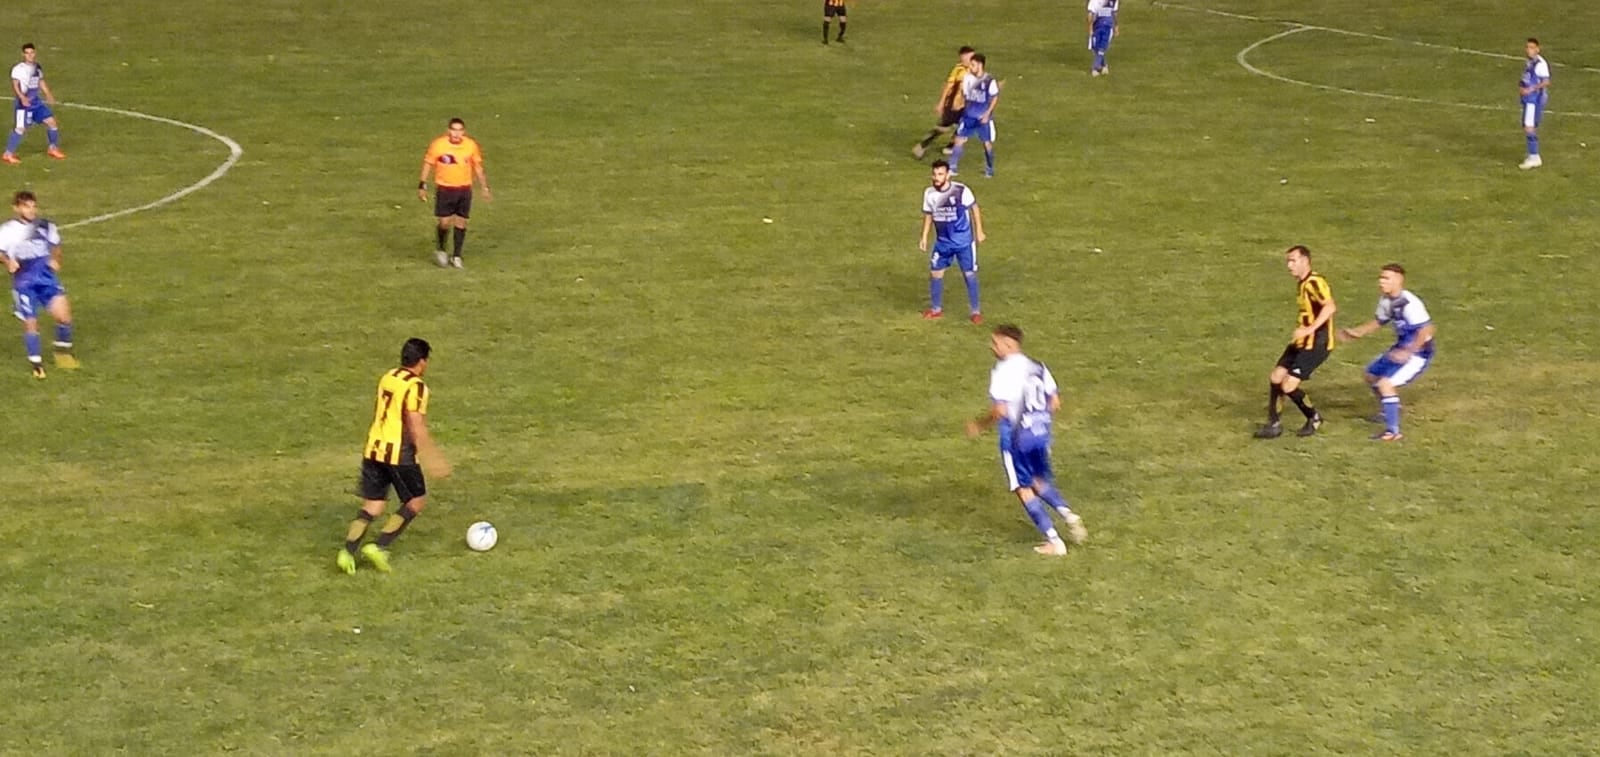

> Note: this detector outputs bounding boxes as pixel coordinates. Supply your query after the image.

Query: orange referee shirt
[424,136,483,189]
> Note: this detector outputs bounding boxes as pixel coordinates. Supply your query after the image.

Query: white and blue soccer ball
[466,521,498,552]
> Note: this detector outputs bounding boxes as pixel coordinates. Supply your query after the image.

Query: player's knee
[404,497,428,512]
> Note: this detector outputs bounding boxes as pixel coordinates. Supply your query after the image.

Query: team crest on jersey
[438,155,458,164]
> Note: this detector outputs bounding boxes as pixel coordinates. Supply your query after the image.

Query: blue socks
[1527,133,1539,156]
[1094,52,1106,70]
[1034,482,1070,513]
[984,148,994,176]
[4,131,20,154]
[962,272,980,313]
[47,128,59,148]
[929,276,944,312]
[1021,497,1058,540]
[949,143,965,173]
[23,332,41,363]
[54,322,72,349]
[1381,395,1402,434]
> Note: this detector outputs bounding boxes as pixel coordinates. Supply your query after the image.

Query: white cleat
[1062,512,1088,545]
[1034,539,1068,556]
[434,250,449,267]
[450,256,464,269]
[1519,155,1543,170]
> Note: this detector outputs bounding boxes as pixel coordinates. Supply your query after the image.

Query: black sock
[838,21,847,39]
[345,511,375,554]
[822,22,829,41]
[1268,383,1283,424]
[1287,389,1317,419]
[452,227,467,256]
[918,129,943,148]
[435,227,447,251]
[375,503,420,548]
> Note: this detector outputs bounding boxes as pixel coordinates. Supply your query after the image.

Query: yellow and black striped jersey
[1294,273,1335,350]
[363,368,429,464]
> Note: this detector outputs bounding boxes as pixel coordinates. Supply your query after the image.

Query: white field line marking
[1154,1,1600,117]
[57,102,244,230]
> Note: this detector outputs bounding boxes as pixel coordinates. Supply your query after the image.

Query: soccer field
[2,0,1598,753]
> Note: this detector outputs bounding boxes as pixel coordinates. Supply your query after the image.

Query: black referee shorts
[434,187,473,219]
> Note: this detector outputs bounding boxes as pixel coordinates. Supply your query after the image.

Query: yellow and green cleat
[360,543,392,573]
[336,549,357,575]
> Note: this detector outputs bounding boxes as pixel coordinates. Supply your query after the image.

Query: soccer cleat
[1063,513,1088,545]
[336,549,357,575]
[434,250,449,268]
[940,146,954,156]
[1091,69,1102,77]
[360,543,392,573]
[1253,421,1283,439]
[1372,430,1404,442]
[30,362,45,379]
[1519,155,1543,170]
[54,352,80,370]
[921,308,944,320]
[969,312,984,325]
[983,170,994,179]
[1296,414,1323,437]
[46,147,66,160]
[1033,539,1068,556]
[450,256,464,269]
[1,153,18,165]
[912,144,926,160]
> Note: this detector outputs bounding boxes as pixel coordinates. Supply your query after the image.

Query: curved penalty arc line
[55,102,244,230]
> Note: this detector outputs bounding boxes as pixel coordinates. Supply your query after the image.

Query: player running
[1255,245,1336,439]
[913,46,975,160]
[0,191,77,378]
[2,43,65,165]
[919,160,985,324]
[1519,38,1551,170]
[337,338,451,574]
[1086,0,1120,77]
[966,324,1088,557]
[1339,264,1436,442]
[949,54,1001,178]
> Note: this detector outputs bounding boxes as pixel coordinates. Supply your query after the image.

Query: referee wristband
[418,182,427,190]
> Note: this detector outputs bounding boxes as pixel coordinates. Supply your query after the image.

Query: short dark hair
[1528,37,1540,46]
[958,46,975,55]
[1381,263,1406,276]
[448,117,465,128]
[931,159,951,171]
[971,53,987,66]
[400,338,431,367]
[21,43,34,52]
[993,324,1024,344]
[12,190,36,206]
[1286,244,1311,259]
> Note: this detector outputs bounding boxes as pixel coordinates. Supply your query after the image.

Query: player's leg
[14,289,44,377]
[1091,25,1110,74]
[362,465,427,572]
[981,128,995,177]
[1004,448,1066,555]
[3,109,23,162]
[822,4,831,44]
[949,132,969,174]
[1364,356,1405,440]
[1520,105,1543,169]
[957,244,980,322]
[1024,449,1085,544]
[925,251,950,318]
[41,112,62,159]
[341,463,394,573]
[836,8,847,42]
[44,293,77,369]
[433,210,452,267]
[1257,352,1293,437]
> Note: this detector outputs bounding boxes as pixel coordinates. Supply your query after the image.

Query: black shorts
[434,187,472,219]
[357,458,427,502]
[938,105,963,128]
[823,2,847,17]
[1276,344,1331,381]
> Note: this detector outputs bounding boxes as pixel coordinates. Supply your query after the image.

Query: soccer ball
[465,521,498,552]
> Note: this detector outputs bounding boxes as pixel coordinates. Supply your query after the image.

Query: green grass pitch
[2,0,1598,753]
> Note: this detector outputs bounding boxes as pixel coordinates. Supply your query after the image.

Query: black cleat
[1253,422,1283,439]
[1296,414,1323,437]
[30,362,45,380]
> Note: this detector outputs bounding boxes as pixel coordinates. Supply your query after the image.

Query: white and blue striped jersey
[10,62,42,100]
[1087,0,1119,28]
[1375,289,1434,358]
[1520,55,1550,106]
[989,353,1059,451]
[0,218,60,286]
[960,73,1000,120]
[923,181,977,248]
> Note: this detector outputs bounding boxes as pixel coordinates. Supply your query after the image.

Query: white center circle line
[56,102,243,230]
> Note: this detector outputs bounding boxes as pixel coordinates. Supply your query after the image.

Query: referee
[418,118,491,268]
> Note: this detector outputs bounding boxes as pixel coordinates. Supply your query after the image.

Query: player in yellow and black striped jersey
[1256,245,1338,439]
[822,0,848,44]
[336,338,451,575]
[914,47,976,159]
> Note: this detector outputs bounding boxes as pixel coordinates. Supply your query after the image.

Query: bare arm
[919,213,933,252]
[965,401,1008,438]
[936,80,957,113]
[1293,296,1338,341]
[417,158,433,202]
[969,204,986,243]
[49,244,62,272]
[1338,318,1382,342]
[38,78,56,106]
[474,159,491,200]
[980,92,1000,123]
[404,411,451,478]
[10,78,25,106]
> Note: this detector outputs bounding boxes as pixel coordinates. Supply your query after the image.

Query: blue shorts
[1001,443,1053,492]
[929,242,977,272]
[1091,22,1115,53]
[12,101,53,131]
[1521,100,1545,128]
[1365,352,1431,388]
[13,278,65,320]
[956,117,995,143]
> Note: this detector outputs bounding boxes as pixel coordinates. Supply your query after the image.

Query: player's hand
[964,419,984,439]
[1087,36,1094,51]
[3,259,17,275]
[1291,326,1313,342]
[975,230,987,244]
[481,187,493,202]
[918,238,928,252]
[47,259,60,272]
[18,97,30,108]
[417,188,428,203]
[1337,327,1358,342]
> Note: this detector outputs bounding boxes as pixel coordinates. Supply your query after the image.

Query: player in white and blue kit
[1086,0,1119,76]
[966,324,1087,556]
[1338,264,1434,442]
[949,53,1000,178]
[919,160,986,323]
[1518,38,1550,170]
[0,191,77,378]
[3,43,65,165]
